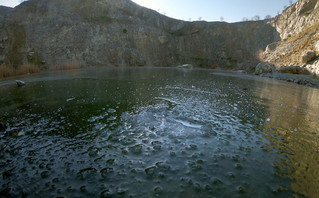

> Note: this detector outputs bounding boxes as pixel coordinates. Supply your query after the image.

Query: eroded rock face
[0,0,279,69]
[270,0,319,39]
[0,6,12,64]
[260,0,319,77]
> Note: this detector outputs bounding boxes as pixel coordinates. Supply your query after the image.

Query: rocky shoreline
[259,72,319,88]
[254,62,319,88]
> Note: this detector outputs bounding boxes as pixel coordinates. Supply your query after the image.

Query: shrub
[0,63,40,78]
[0,64,15,78]
[16,63,40,75]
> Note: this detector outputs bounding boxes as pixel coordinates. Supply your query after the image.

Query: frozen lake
[0,67,318,197]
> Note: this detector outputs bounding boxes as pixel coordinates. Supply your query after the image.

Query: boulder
[300,50,316,63]
[277,66,310,74]
[16,80,25,86]
[265,42,280,53]
[255,62,275,75]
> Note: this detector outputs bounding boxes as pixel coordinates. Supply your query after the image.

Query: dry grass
[53,62,81,70]
[0,63,40,78]
[0,64,15,78]
[16,63,40,75]
[0,61,82,78]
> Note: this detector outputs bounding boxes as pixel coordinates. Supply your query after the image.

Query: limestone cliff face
[262,0,319,76]
[0,0,279,70]
[270,0,319,40]
[0,6,12,64]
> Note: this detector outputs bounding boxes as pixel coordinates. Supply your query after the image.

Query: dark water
[0,67,318,198]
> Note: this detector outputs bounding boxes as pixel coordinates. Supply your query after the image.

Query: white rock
[16,80,25,86]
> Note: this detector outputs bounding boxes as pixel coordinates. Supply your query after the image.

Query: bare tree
[251,15,260,21]
[220,16,224,22]
[264,15,272,20]
[242,17,249,21]
[198,17,202,21]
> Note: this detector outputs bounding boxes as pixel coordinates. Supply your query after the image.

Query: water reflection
[254,80,319,197]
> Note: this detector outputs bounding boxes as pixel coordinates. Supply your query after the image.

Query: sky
[0,0,298,22]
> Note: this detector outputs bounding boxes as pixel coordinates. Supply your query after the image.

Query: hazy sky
[1,0,297,22]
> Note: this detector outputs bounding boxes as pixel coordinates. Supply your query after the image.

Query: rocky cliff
[0,0,279,70]
[270,0,319,40]
[0,6,12,64]
[260,0,319,77]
